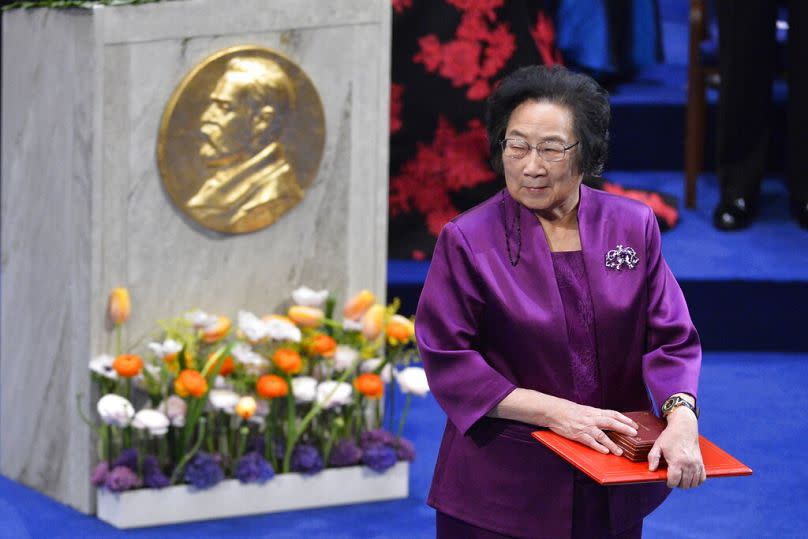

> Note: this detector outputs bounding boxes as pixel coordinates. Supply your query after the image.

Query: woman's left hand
[647,408,706,489]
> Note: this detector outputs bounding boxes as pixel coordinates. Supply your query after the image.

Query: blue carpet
[1,352,805,538]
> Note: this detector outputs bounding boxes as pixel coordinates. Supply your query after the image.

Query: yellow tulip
[385,314,415,344]
[288,305,324,328]
[343,289,375,320]
[361,304,385,341]
[108,287,130,326]
[235,396,257,420]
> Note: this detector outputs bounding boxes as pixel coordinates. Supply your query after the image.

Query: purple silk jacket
[415,185,701,539]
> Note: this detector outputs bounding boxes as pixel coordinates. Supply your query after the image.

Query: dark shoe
[713,197,755,231]
[791,199,808,230]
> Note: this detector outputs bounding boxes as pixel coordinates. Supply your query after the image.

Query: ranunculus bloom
[89,354,118,380]
[385,314,415,344]
[257,374,288,399]
[113,354,143,378]
[238,310,268,343]
[396,366,430,396]
[175,369,208,398]
[272,348,302,375]
[158,395,187,427]
[147,339,182,361]
[333,345,359,372]
[207,389,239,413]
[354,372,384,399]
[291,376,318,403]
[185,309,218,329]
[235,396,257,420]
[360,358,392,383]
[316,380,353,409]
[131,409,170,436]
[201,316,231,343]
[97,394,135,427]
[108,287,130,326]
[232,343,270,375]
[342,318,363,332]
[307,334,337,358]
[206,351,235,376]
[262,315,303,342]
[343,289,375,320]
[291,286,329,308]
[287,305,324,328]
[360,304,385,341]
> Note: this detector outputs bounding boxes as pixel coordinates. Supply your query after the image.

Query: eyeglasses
[500,138,579,162]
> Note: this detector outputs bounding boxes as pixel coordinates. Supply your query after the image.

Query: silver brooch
[605,244,639,270]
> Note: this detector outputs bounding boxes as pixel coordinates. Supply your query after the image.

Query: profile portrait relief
[158,46,326,234]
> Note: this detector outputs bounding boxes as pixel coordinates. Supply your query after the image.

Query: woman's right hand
[545,397,638,455]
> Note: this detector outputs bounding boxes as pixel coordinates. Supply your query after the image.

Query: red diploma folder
[531,430,752,485]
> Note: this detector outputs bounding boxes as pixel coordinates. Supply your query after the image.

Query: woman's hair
[486,65,610,177]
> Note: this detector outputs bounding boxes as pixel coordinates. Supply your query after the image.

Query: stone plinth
[1,0,391,513]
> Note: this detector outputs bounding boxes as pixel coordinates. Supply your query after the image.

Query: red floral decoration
[390,117,495,235]
[413,0,516,101]
[390,83,404,135]
[392,0,412,14]
[530,11,564,66]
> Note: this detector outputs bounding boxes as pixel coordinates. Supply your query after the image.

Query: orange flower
[215,355,235,376]
[108,288,131,326]
[287,305,324,328]
[235,396,257,420]
[112,354,143,378]
[272,348,302,374]
[201,316,231,343]
[307,334,337,357]
[354,372,384,399]
[343,289,375,320]
[361,304,385,340]
[386,314,415,344]
[174,369,208,398]
[257,374,289,399]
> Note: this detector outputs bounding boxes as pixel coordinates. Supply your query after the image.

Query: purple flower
[91,461,110,487]
[362,444,397,473]
[234,451,275,484]
[183,451,224,489]
[104,465,142,492]
[359,428,396,449]
[394,437,416,462]
[143,456,169,489]
[329,438,362,467]
[291,444,324,475]
[246,435,266,455]
[111,448,138,472]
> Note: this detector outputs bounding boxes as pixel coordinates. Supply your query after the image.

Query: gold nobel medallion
[157,45,326,234]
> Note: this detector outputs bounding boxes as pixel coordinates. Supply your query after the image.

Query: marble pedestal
[1,0,391,513]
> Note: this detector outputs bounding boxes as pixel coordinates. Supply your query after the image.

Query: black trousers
[717,0,808,201]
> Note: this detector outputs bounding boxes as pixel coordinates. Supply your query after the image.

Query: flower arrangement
[85,286,427,493]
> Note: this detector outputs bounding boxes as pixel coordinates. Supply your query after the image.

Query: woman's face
[502,100,583,217]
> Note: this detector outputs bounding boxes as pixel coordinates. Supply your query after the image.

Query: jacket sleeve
[641,207,702,412]
[415,221,516,435]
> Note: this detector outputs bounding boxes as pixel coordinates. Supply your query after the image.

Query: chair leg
[685,67,706,209]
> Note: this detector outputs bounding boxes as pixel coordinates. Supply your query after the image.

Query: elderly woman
[415,65,704,539]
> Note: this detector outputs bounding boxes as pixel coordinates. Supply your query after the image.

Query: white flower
[342,318,363,332]
[361,358,392,383]
[316,380,353,409]
[185,309,218,329]
[232,343,269,375]
[265,317,302,342]
[208,389,240,413]
[147,339,182,359]
[89,354,118,380]
[131,409,170,436]
[396,367,430,396]
[333,345,359,372]
[97,394,135,427]
[238,310,269,342]
[291,376,318,403]
[291,286,329,308]
[158,395,187,427]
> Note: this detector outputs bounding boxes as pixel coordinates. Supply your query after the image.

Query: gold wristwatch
[661,395,700,419]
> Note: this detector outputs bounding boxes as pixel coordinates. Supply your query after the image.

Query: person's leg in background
[713,0,777,230]
[787,0,808,229]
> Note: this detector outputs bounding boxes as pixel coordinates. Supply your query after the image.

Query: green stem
[115,325,123,357]
[282,374,297,473]
[235,425,248,463]
[397,394,413,439]
[170,417,207,485]
[322,419,340,465]
[264,402,278,470]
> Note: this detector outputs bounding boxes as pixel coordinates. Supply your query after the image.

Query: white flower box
[96,462,409,529]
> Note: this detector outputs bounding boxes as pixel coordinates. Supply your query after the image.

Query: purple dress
[416,186,701,539]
